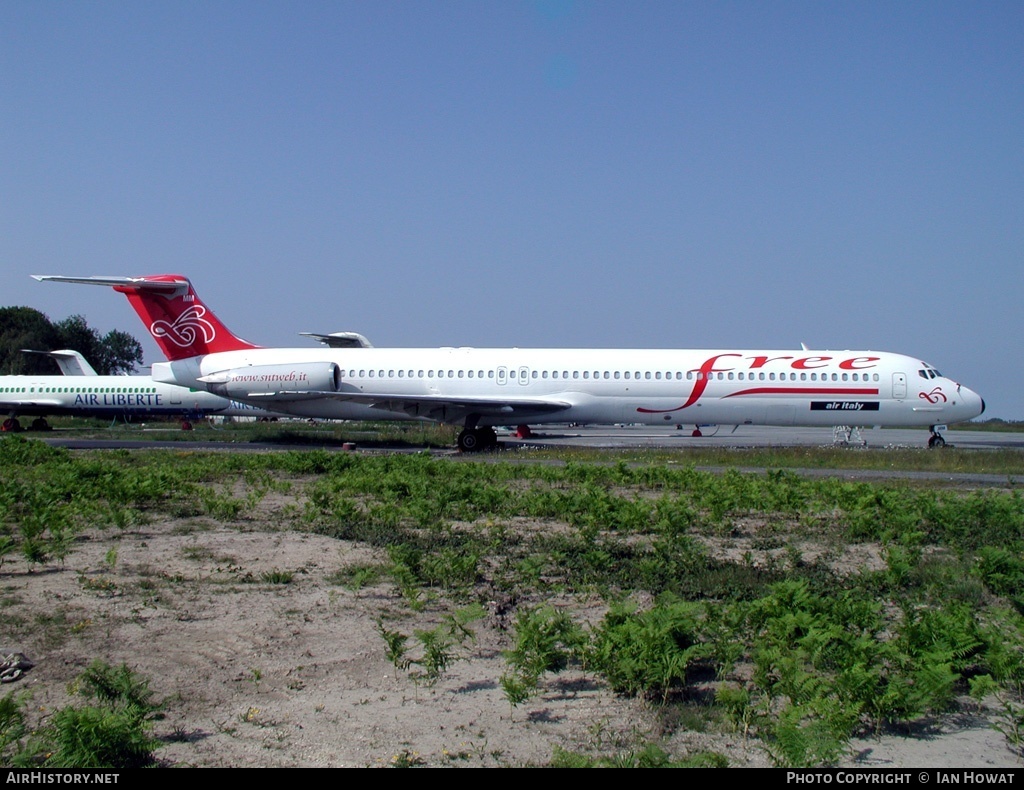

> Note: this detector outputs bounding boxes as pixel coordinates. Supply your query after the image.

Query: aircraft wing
[251,390,572,423]
[0,396,64,412]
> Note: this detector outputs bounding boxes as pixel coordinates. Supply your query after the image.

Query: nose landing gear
[928,425,947,448]
[833,426,867,447]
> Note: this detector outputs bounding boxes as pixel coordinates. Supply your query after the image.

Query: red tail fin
[33,275,261,361]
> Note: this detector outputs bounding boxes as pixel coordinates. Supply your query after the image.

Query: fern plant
[501,604,586,707]
[590,596,711,702]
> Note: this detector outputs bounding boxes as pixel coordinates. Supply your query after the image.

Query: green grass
[956,419,1024,433]
[516,445,1024,476]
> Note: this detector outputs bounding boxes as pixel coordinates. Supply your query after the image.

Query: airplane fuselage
[0,374,272,421]
[152,346,984,429]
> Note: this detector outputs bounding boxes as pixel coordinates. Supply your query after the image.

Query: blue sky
[3,1,1021,418]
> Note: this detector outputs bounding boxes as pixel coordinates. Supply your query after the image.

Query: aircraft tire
[928,434,946,449]
[457,428,481,452]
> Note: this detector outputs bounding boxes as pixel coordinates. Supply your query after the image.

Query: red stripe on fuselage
[723,387,879,398]
[636,387,879,414]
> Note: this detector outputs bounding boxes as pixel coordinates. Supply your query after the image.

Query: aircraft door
[518,367,530,386]
[496,367,508,386]
[892,373,907,399]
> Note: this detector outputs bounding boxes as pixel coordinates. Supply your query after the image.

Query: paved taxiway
[29,423,1024,453]
[500,424,1024,451]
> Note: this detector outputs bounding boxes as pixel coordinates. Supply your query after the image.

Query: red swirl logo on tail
[151,306,216,348]
[919,387,948,404]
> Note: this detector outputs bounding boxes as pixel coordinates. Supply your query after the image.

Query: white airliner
[1,350,274,432]
[33,274,985,450]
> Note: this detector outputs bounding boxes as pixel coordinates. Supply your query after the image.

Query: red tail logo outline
[150,304,217,349]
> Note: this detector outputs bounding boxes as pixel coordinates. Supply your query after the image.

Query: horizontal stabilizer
[300,332,375,349]
[31,275,190,294]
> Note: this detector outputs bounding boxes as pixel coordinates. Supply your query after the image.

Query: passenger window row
[341,370,881,383]
[5,386,160,394]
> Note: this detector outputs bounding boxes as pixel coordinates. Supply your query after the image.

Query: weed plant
[2,661,161,768]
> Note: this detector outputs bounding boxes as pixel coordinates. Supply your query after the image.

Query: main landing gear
[457,426,498,452]
[2,417,53,432]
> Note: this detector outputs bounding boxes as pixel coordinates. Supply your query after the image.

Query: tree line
[0,307,144,376]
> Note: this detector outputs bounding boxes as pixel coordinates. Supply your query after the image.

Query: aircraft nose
[960,386,985,419]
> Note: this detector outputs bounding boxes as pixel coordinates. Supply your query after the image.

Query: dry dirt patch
[1,512,1018,768]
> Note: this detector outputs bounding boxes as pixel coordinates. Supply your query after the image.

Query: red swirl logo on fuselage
[919,387,947,404]
[150,305,216,348]
[636,352,881,414]
[637,353,741,413]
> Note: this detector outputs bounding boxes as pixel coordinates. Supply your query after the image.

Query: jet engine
[200,362,342,400]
